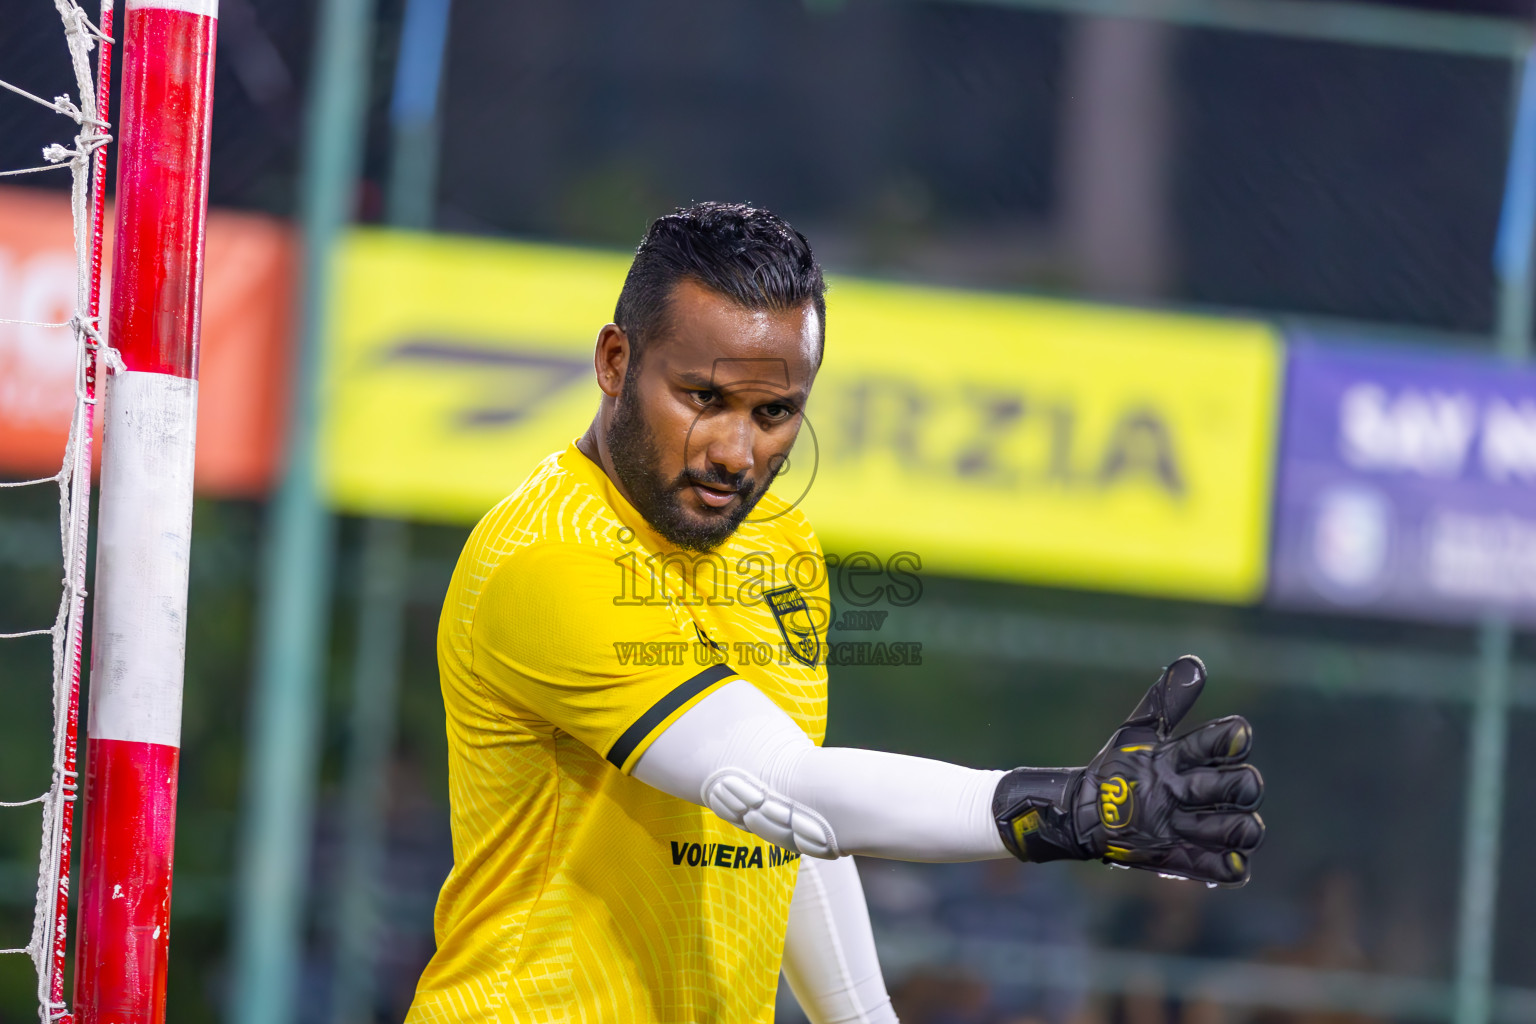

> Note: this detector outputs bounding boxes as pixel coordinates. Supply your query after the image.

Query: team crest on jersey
[763,585,822,667]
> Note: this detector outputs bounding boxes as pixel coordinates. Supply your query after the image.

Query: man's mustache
[672,465,753,495]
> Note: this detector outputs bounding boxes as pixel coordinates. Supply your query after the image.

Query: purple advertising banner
[1271,337,1536,623]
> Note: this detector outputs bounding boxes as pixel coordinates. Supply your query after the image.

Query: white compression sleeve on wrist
[632,679,1009,862]
[783,855,899,1024]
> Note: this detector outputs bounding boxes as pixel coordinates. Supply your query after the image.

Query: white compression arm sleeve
[782,855,899,1024]
[632,679,1009,862]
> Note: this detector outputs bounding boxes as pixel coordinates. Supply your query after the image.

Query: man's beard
[606,382,772,551]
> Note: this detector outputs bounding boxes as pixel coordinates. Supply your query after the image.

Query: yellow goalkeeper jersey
[407,442,830,1024]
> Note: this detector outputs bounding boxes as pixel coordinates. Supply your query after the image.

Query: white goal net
[0,1,112,1019]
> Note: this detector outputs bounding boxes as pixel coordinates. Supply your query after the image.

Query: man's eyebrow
[767,387,810,408]
[675,371,718,390]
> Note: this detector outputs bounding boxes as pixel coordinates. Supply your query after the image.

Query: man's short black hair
[614,202,826,367]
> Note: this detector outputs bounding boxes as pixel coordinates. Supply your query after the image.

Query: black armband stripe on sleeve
[606,663,738,771]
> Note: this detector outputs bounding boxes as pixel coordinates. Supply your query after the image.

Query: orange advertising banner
[0,186,291,495]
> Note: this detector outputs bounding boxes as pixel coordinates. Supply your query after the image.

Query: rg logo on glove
[1099,777,1136,829]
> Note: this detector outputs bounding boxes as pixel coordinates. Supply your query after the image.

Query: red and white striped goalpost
[74,0,217,1020]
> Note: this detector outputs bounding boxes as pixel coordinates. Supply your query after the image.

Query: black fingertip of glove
[1223,851,1250,887]
[1188,849,1253,888]
[1154,655,1208,736]
[1220,718,1252,759]
[1167,655,1206,691]
[1172,716,1254,769]
[1218,811,1266,852]
[1243,812,1266,852]
[1232,763,1265,810]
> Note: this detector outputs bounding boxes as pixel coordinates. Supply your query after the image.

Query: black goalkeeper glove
[992,655,1264,887]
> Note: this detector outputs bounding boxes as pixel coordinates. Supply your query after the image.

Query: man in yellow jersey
[407,203,1264,1024]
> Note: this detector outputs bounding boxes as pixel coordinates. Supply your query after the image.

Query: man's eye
[691,389,718,405]
[761,404,794,421]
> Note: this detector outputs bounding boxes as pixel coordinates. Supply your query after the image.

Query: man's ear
[594,323,630,398]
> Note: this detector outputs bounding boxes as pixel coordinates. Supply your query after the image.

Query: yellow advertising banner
[324,229,1282,602]
[324,231,624,519]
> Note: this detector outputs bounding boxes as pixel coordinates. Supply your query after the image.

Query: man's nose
[700,413,755,478]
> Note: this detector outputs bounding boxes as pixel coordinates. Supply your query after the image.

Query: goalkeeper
[406,203,1264,1024]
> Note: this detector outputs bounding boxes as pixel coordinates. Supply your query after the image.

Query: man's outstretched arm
[633,656,1264,885]
[634,677,1009,861]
